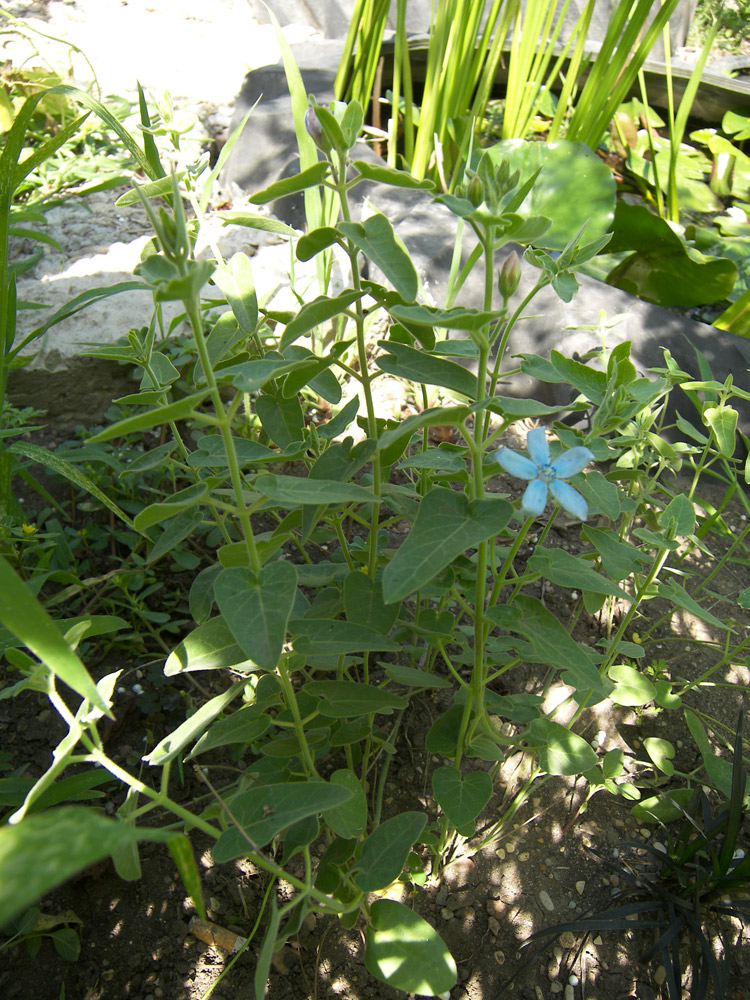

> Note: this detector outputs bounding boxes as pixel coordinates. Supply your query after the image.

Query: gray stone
[222,42,343,208]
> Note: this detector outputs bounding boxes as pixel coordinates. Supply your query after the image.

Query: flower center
[538,463,556,483]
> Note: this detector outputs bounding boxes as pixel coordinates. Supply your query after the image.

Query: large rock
[222,63,750,440]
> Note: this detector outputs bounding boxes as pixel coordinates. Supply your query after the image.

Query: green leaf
[167,835,206,920]
[9,441,135,529]
[0,556,108,712]
[382,488,513,603]
[383,663,451,689]
[188,705,271,759]
[304,680,407,717]
[491,396,567,418]
[581,525,649,580]
[254,392,304,449]
[249,160,330,203]
[398,447,466,472]
[655,578,730,632]
[343,572,400,634]
[484,139,615,249]
[214,562,298,670]
[703,404,738,458]
[549,351,607,404]
[388,303,500,331]
[376,341,477,398]
[218,211,297,236]
[52,927,80,961]
[351,160,435,189]
[632,788,694,823]
[338,213,417,300]
[378,406,473,467]
[486,597,608,702]
[296,226,342,261]
[144,681,246,765]
[527,548,631,600]
[684,709,746,801]
[658,493,695,538]
[87,393,209,443]
[289,618,401,656]
[116,173,181,205]
[528,719,598,776]
[643,737,675,777]
[309,437,375,482]
[354,812,427,891]
[213,782,354,861]
[606,202,737,307]
[365,899,457,995]
[283,343,344,403]
[254,474,375,506]
[164,615,252,675]
[608,664,656,707]
[213,253,258,334]
[432,766,492,829]
[322,769,367,839]
[317,395,360,440]
[134,482,208,531]
[425,704,464,755]
[279,291,365,350]
[0,806,172,927]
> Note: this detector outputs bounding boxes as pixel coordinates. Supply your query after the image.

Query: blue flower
[492,427,594,520]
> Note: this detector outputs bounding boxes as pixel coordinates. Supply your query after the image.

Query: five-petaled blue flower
[492,427,594,520]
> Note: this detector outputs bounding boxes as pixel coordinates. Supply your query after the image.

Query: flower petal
[521,478,548,517]
[526,427,550,467]
[493,447,539,480]
[550,446,594,479]
[549,479,589,520]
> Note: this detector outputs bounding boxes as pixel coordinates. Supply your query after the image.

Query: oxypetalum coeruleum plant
[0,88,749,999]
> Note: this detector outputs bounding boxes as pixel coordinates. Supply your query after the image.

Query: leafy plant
[1,64,749,1000]
[0,905,81,963]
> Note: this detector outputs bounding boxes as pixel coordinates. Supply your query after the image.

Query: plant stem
[182,297,261,574]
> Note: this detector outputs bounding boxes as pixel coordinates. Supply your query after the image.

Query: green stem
[334,149,382,576]
[183,297,260,574]
[276,654,319,779]
[601,546,672,674]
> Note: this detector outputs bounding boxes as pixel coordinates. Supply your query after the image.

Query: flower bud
[498,250,521,300]
[467,175,484,208]
[304,105,331,153]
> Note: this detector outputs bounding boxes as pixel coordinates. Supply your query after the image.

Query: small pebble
[539,889,555,912]
[493,949,505,965]
[564,986,574,1000]
[568,974,580,986]
[559,931,575,948]
[495,848,506,861]
[575,880,585,895]
[550,982,563,994]
[654,966,666,986]
[440,907,453,920]
[488,916,500,936]
[518,851,530,861]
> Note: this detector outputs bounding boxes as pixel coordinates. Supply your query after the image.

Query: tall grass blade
[666,18,718,220]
